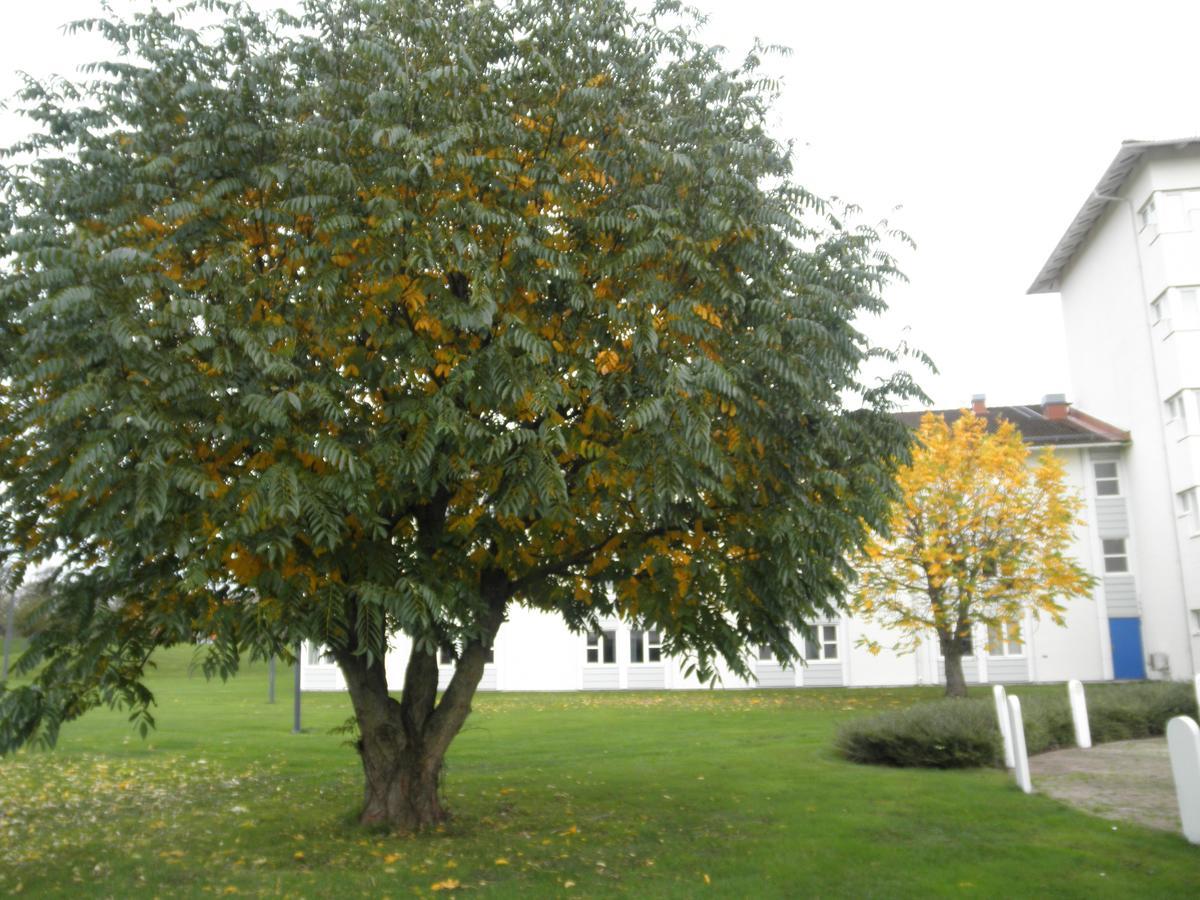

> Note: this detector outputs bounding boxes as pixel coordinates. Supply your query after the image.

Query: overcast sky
[4,1,1199,410]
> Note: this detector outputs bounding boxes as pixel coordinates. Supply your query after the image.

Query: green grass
[1,650,1196,897]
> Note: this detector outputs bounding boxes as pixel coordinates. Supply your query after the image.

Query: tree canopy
[852,411,1095,697]
[0,0,920,826]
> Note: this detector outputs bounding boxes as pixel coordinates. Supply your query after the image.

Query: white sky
[4,0,1199,410]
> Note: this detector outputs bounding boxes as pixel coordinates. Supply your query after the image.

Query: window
[586,629,616,664]
[1093,461,1120,496]
[630,629,662,663]
[804,624,839,661]
[1150,294,1165,325]
[1102,538,1129,572]
[306,643,330,665]
[1179,488,1200,533]
[1165,393,1187,427]
[1141,191,1200,233]
[1139,197,1157,230]
[987,621,1023,657]
[757,644,773,661]
[1179,288,1200,327]
[938,631,974,657]
[439,644,494,664]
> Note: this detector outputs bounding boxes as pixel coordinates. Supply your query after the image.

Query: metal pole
[292,644,302,733]
[268,655,276,704]
[2,591,16,681]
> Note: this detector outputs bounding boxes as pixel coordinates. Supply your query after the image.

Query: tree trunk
[335,573,508,830]
[941,635,968,698]
[340,648,446,829]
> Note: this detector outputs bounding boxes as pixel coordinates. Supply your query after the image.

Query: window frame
[986,621,1024,658]
[1150,293,1166,326]
[306,643,332,666]
[1138,196,1157,231]
[1176,287,1200,328]
[1178,488,1200,535]
[1092,460,1121,497]
[585,629,617,665]
[804,624,840,661]
[937,630,975,659]
[1101,537,1129,573]
[438,644,495,665]
[629,628,663,664]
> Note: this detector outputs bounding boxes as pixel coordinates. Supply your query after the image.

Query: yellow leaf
[431,879,461,891]
[595,349,619,375]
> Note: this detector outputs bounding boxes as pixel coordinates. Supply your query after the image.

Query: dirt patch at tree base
[1028,738,1180,833]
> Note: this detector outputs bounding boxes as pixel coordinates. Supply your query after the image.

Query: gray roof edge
[1027,137,1200,295]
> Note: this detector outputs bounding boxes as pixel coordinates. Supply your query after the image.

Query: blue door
[1109,618,1146,679]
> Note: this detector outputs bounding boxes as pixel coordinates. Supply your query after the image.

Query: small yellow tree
[853,411,1095,697]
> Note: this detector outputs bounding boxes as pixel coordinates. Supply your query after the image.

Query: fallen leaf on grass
[431,878,461,891]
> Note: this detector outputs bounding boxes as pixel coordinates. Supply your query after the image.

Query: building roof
[1027,137,1200,294]
[894,402,1130,448]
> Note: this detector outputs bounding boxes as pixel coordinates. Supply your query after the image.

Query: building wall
[300,445,1114,693]
[1057,147,1200,679]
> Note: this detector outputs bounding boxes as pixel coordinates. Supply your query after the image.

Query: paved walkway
[1029,738,1179,833]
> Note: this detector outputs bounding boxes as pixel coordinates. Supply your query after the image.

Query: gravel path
[1028,738,1180,833]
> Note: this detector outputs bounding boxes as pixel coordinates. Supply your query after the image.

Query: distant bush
[834,699,1001,768]
[835,681,1198,769]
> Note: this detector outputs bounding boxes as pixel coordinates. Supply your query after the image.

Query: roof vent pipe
[971,394,987,415]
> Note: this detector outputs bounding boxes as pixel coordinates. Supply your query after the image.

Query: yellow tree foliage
[852,411,1095,696]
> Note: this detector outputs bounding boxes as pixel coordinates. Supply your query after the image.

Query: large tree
[0,0,920,829]
[852,412,1095,698]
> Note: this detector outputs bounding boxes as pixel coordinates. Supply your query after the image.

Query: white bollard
[1007,695,1033,794]
[1068,679,1092,749]
[993,684,1014,768]
[1166,716,1200,845]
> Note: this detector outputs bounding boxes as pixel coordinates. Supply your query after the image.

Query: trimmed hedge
[835,681,1198,769]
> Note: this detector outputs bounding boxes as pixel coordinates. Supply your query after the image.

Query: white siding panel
[627,666,666,690]
[937,658,980,684]
[301,666,343,691]
[478,666,498,691]
[754,662,797,688]
[582,668,619,690]
[1104,575,1140,616]
[802,662,844,687]
[987,658,1031,683]
[1094,497,1130,538]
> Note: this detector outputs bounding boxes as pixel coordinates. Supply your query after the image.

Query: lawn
[1,648,1196,897]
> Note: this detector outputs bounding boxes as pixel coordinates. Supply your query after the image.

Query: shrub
[835,680,1199,768]
[834,698,1001,768]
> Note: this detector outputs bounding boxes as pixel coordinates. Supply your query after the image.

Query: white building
[1030,137,1200,683]
[302,393,1150,692]
[303,138,1200,693]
